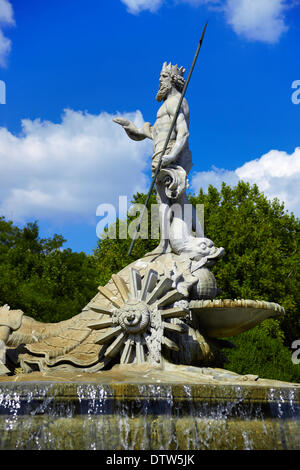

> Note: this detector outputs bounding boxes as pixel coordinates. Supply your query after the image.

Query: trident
[128,22,208,256]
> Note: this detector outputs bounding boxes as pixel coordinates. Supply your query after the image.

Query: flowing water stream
[0,381,299,450]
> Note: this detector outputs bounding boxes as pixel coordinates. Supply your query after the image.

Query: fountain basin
[190,299,284,338]
[0,364,299,450]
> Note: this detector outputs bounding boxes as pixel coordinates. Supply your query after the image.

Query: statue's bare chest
[152,103,173,141]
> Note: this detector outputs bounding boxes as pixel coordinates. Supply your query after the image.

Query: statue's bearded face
[156,72,172,102]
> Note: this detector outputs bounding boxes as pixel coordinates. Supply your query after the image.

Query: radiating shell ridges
[87,268,187,365]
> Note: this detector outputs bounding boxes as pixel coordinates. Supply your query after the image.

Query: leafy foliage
[0,217,99,322]
[189,181,300,345]
[220,327,300,383]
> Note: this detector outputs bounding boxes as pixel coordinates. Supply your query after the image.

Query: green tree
[0,217,99,322]
[220,327,300,383]
[190,181,300,345]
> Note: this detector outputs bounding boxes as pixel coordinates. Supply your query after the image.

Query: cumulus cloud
[120,0,291,43]
[191,147,300,217]
[224,0,288,43]
[236,148,300,214]
[0,0,14,67]
[0,109,152,224]
[191,166,239,193]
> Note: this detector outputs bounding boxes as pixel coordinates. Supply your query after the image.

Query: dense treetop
[0,218,99,323]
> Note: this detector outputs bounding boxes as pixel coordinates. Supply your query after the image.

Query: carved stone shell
[194,268,218,300]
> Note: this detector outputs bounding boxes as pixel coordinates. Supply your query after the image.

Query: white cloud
[0,0,13,23]
[178,0,221,5]
[0,0,14,67]
[224,0,288,43]
[191,147,300,217]
[121,0,291,44]
[236,148,300,214]
[0,109,152,224]
[120,0,163,14]
[191,166,239,193]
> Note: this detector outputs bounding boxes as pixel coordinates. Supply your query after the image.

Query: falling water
[0,383,76,449]
[181,384,254,450]
[267,387,300,450]
[137,384,176,450]
[76,384,113,450]
[0,381,299,450]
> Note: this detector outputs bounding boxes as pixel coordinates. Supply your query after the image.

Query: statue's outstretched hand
[113,117,132,129]
[113,117,140,138]
[113,118,150,141]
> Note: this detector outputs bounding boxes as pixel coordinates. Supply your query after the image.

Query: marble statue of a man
[114,62,204,254]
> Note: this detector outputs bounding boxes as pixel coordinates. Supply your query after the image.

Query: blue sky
[0,0,299,253]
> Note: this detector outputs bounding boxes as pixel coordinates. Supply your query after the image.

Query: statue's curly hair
[170,73,185,92]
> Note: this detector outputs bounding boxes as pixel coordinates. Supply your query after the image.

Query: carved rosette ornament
[88,268,188,365]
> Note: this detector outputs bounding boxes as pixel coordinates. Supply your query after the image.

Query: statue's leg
[180,192,204,237]
[146,182,171,255]
[0,329,10,375]
[146,164,204,256]
[169,192,204,254]
[180,150,204,237]
[0,306,24,375]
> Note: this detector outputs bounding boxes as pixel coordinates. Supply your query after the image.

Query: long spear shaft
[128,22,208,256]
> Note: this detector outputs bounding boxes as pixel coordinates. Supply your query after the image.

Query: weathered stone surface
[0,305,23,331]
[190,298,284,337]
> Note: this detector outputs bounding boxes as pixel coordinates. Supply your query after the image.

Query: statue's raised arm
[113,117,152,141]
[113,63,192,176]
